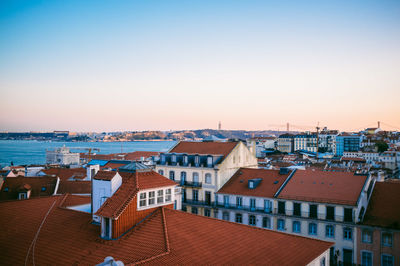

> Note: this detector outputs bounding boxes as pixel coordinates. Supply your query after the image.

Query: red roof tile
[362,182,400,229]
[278,170,368,206]
[93,170,118,181]
[218,168,290,198]
[124,151,159,161]
[96,171,176,218]
[0,195,333,265]
[169,141,238,159]
[42,168,87,181]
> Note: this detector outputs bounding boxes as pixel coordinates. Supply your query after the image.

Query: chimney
[86,164,100,180]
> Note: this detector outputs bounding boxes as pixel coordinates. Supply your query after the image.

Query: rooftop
[169,141,238,159]
[361,182,400,229]
[217,168,290,198]
[0,195,333,265]
[95,171,176,218]
[42,167,87,181]
[277,170,368,206]
[0,176,58,201]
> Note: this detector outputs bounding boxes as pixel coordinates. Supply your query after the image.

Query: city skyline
[1,0,400,132]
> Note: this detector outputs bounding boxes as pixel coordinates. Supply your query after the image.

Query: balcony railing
[216,203,272,214]
[182,199,214,206]
[178,181,202,188]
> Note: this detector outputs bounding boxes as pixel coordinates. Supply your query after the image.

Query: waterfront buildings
[216,168,375,265]
[46,146,80,165]
[154,141,258,217]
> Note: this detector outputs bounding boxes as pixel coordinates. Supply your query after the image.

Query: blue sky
[0,0,399,132]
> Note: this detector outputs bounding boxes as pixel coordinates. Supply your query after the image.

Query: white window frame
[137,187,175,210]
[361,250,373,266]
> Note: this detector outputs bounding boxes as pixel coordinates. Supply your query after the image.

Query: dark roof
[278,170,368,206]
[217,168,290,198]
[0,176,58,201]
[361,182,400,229]
[95,171,176,218]
[118,162,150,172]
[169,141,238,159]
[42,168,87,181]
[0,195,333,265]
[56,181,91,194]
[93,171,118,181]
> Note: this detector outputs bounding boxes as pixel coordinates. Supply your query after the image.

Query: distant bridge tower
[378,121,381,129]
[286,122,290,132]
[218,121,222,131]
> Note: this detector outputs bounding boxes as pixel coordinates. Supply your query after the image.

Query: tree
[375,141,389,153]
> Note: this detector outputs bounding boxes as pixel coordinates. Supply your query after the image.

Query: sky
[0,0,399,132]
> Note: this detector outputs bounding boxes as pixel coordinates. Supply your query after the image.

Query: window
[278,201,285,214]
[169,171,175,181]
[207,156,213,167]
[157,190,164,204]
[204,209,211,217]
[205,191,211,205]
[158,169,164,176]
[183,155,188,165]
[171,154,177,163]
[180,171,186,183]
[249,215,256,226]
[344,208,353,222]
[182,205,187,212]
[191,207,198,214]
[382,232,392,247]
[277,219,285,231]
[309,204,317,218]
[262,217,271,228]
[235,213,243,223]
[148,191,155,205]
[224,195,229,207]
[139,192,147,207]
[41,186,46,192]
[195,155,200,166]
[205,173,212,184]
[362,229,372,243]
[292,221,301,233]
[293,203,301,216]
[236,197,242,208]
[320,257,326,266]
[223,212,229,221]
[250,198,256,210]
[192,190,199,202]
[326,206,335,220]
[343,227,352,240]
[382,254,394,266]
[165,189,172,202]
[264,200,272,213]
[361,251,372,266]
[182,188,186,203]
[326,225,334,238]
[309,223,317,235]
[193,172,199,183]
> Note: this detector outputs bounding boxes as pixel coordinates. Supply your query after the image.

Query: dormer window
[249,181,254,189]
[148,191,155,205]
[139,193,147,207]
[160,154,166,164]
[157,190,164,204]
[207,156,213,167]
[195,155,200,166]
[183,155,188,165]
[165,189,172,202]
[171,154,177,164]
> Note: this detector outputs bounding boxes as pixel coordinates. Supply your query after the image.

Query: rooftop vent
[248,178,262,189]
[279,167,289,175]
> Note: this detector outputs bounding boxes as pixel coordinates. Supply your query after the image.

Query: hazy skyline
[1,0,399,132]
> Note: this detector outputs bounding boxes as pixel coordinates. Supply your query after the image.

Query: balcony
[182,199,214,206]
[179,181,202,188]
[216,203,272,214]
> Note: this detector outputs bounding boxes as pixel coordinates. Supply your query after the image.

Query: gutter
[53,177,60,195]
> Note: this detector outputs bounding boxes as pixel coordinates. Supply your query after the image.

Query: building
[154,141,258,217]
[357,181,400,266]
[0,171,334,265]
[247,136,276,158]
[46,146,80,165]
[277,134,295,153]
[318,130,338,153]
[294,134,318,153]
[216,168,375,265]
[335,134,362,156]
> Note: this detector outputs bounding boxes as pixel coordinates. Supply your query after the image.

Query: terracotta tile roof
[57,181,91,194]
[341,157,366,162]
[361,182,400,229]
[93,170,118,181]
[277,170,368,206]
[81,151,159,161]
[169,141,238,159]
[217,168,290,198]
[60,194,91,207]
[0,176,58,201]
[123,151,159,161]
[101,162,129,170]
[42,168,87,181]
[0,195,333,265]
[96,171,176,218]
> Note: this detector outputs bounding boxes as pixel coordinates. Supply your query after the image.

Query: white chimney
[86,164,100,180]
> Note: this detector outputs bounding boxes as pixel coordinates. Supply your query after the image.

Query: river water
[0,140,176,167]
